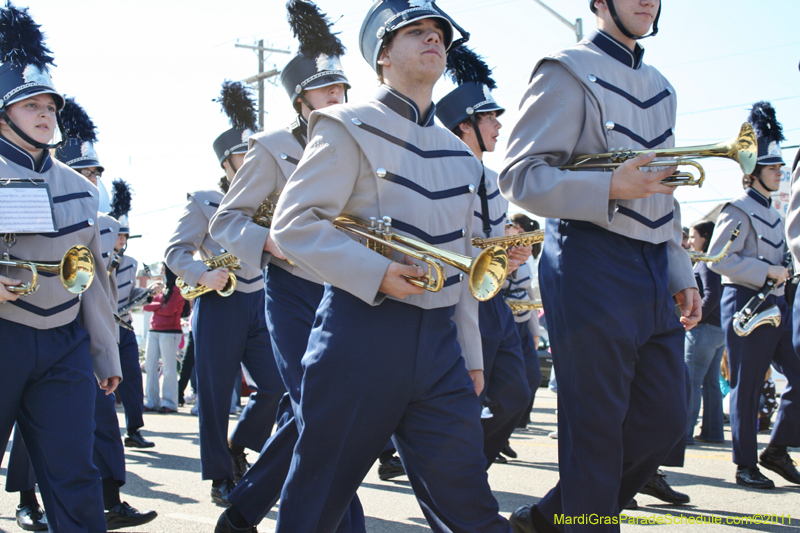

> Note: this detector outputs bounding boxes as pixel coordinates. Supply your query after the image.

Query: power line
[678,95,800,117]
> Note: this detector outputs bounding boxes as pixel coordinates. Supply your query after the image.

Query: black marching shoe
[15,503,47,531]
[212,479,237,506]
[378,455,406,481]
[105,501,157,530]
[501,444,518,459]
[759,450,800,485]
[509,505,540,533]
[624,498,638,510]
[230,450,250,484]
[124,429,155,448]
[735,466,775,489]
[215,510,258,533]
[640,470,690,504]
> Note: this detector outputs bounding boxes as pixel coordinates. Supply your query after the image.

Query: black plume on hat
[445,45,496,89]
[748,101,785,146]
[214,81,257,132]
[0,2,55,71]
[287,0,345,59]
[109,178,133,220]
[60,97,98,143]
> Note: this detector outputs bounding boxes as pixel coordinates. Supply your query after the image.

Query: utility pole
[531,0,583,42]
[235,40,291,130]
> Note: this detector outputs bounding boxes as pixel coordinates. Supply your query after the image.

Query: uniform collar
[747,186,771,208]
[297,114,309,139]
[590,30,645,70]
[375,85,436,127]
[0,135,53,173]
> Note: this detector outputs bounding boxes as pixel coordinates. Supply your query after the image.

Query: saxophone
[117,264,165,317]
[253,197,295,266]
[505,299,543,315]
[472,229,545,249]
[176,252,241,300]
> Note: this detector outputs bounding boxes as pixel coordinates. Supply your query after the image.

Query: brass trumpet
[688,222,741,264]
[559,123,758,187]
[506,299,543,315]
[333,215,508,301]
[1,245,96,296]
[473,229,545,249]
[176,252,241,300]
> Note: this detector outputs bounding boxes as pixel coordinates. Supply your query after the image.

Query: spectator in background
[685,220,726,445]
[143,265,185,414]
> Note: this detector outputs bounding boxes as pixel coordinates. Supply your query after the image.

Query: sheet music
[0,183,56,233]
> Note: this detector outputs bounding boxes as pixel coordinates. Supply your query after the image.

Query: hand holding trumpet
[609,152,678,200]
[0,275,20,303]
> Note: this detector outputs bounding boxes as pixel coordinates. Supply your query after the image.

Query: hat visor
[473,102,506,117]
[303,72,351,92]
[70,161,105,173]
[6,86,64,111]
[758,156,786,166]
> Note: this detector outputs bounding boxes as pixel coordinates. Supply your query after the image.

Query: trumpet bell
[60,245,96,294]
[469,245,508,301]
[733,122,758,176]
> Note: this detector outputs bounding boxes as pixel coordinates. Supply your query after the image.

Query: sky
[20,0,800,264]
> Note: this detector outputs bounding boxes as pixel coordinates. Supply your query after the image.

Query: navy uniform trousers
[229,265,365,532]
[5,424,35,493]
[274,286,510,533]
[478,294,530,467]
[515,320,542,427]
[0,318,106,532]
[6,386,129,496]
[116,325,144,433]
[537,220,686,533]
[723,286,800,469]
[192,289,285,480]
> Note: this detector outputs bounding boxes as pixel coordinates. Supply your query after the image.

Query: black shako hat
[359,0,469,73]
[588,0,660,40]
[436,44,504,141]
[0,2,66,149]
[280,0,350,112]
[212,81,258,167]
[748,101,785,167]
[54,97,103,172]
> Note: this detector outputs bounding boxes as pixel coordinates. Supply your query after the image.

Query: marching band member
[266,1,511,531]
[165,81,284,506]
[499,0,699,530]
[709,102,800,489]
[503,214,542,431]
[54,99,158,529]
[106,180,156,449]
[435,46,532,468]
[0,4,121,530]
[210,2,361,531]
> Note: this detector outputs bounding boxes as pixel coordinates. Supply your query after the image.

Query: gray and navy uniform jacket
[0,137,121,382]
[209,117,323,287]
[116,254,145,323]
[502,261,540,338]
[786,165,800,268]
[271,85,485,371]
[499,29,695,294]
[165,189,264,294]
[97,213,121,319]
[709,188,786,296]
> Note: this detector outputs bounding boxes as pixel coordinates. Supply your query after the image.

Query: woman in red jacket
[143,265,186,413]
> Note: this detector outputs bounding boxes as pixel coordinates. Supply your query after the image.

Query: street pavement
[1,389,798,532]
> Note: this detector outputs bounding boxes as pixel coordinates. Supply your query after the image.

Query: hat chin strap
[756,174,779,193]
[468,112,487,154]
[0,109,66,150]
[606,0,660,40]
